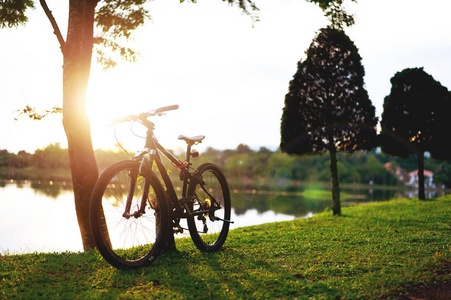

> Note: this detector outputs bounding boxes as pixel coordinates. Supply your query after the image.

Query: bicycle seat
[178,135,205,144]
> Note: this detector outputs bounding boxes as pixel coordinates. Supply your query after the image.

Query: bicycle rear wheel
[187,163,231,252]
[90,160,169,269]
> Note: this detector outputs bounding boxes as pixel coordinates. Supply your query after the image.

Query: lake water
[0,181,299,255]
[1,180,444,255]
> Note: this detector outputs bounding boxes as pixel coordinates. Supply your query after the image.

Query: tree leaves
[0,0,34,28]
[281,27,377,156]
[93,0,148,69]
[380,68,451,160]
[14,105,62,121]
[93,37,139,70]
[306,0,356,29]
[95,0,149,39]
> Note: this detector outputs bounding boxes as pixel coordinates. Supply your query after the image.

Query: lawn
[1,195,450,299]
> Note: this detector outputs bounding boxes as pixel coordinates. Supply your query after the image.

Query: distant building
[407,169,435,189]
[384,162,436,188]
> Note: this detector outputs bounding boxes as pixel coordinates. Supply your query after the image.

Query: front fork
[122,156,154,219]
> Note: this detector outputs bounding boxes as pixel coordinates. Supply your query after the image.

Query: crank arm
[214,217,234,224]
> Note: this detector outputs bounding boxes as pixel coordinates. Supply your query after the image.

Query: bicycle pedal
[173,227,184,234]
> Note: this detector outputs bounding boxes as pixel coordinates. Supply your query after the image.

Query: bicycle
[89,105,233,269]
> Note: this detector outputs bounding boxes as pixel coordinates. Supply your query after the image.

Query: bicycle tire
[89,160,169,269]
[187,163,231,252]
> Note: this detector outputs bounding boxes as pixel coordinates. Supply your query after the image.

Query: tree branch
[14,105,62,121]
[40,0,65,50]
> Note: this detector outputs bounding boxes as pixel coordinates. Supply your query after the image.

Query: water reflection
[229,185,435,218]
[0,181,82,254]
[30,181,67,199]
[6,179,443,204]
[232,191,330,218]
[1,180,448,254]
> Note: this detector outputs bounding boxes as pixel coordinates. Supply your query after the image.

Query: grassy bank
[1,196,450,299]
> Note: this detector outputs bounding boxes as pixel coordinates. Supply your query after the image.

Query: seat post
[185,143,192,165]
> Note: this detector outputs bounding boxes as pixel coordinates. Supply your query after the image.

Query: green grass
[1,196,450,299]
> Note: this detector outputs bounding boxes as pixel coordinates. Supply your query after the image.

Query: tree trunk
[417,151,425,200]
[155,201,176,254]
[63,0,99,251]
[329,147,341,215]
[161,229,176,253]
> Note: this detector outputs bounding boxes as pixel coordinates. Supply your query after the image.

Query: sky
[1,0,450,154]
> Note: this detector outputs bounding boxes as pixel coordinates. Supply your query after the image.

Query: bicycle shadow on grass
[111,244,333,299]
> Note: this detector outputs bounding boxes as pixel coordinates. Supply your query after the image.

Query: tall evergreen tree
[380,68,451,200]
[280,27,377,215]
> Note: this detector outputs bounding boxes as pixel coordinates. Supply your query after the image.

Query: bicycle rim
[188,163,231,251]
[90,161,168,269]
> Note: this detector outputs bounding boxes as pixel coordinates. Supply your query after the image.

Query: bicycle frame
[131,117,220,226]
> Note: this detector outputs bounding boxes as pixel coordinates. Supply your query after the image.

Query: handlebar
[113,104,179,124]
[153,104,179,115]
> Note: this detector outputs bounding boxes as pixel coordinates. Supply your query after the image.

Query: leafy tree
[12,150,33,168]
[337,160,360,183]
[434,162,451,188]
[2,0,359,249]
[0,150,11,168]
[94,149,131,171]
[280,27,378,215]
[0,149,32,168]
[33,143,69,169]
[307,0,356,29]
[380,68,451,200]
[253,147,273,177]
[356,154,397,185]
[0,0,34,28]
[2,0,258,251]
[266,152,293,178]
[236,144,252,154]
[226,153,252,179]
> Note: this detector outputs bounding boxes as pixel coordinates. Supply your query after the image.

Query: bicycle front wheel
[187,163,231,252]
[90,160,169,269]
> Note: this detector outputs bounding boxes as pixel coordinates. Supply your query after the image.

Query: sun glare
[86,81,140,151]
[86,77,184,153]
